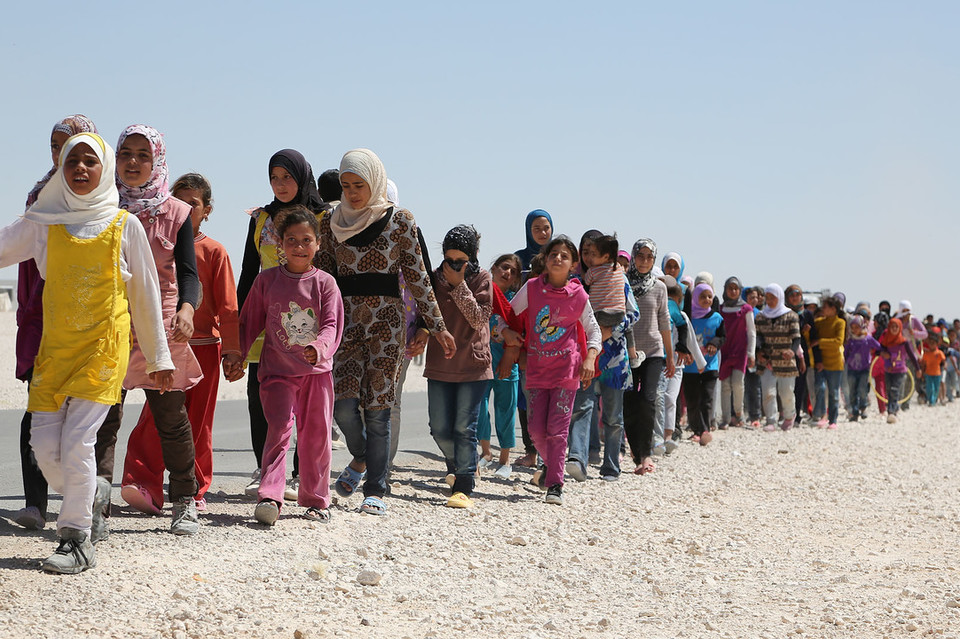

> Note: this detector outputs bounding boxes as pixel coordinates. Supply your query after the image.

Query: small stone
[356,548,369,558]
[360,618,371,626]
[905,622,919,631]
[294,631,311,639]
[638,610,655,617]
[357,570,382,586]
[508,536,528,546]
[704,620,718,631]
[597,618,610,627]
[544,621,559,631]
[468,560,483,570]
[947,598,959,608]
[587,536,600,546]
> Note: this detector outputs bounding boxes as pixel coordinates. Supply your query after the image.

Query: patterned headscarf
[116,124,170,217]
[626,238,657,297]
[26,114,99,209]
[442,224,480,273]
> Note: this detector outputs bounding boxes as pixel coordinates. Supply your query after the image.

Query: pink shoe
[121,484,163,515]
[780,417,795,431]
[762,423,777,432]
[816,418,828,429]
[194,497,207,512]
[827,422,838,430]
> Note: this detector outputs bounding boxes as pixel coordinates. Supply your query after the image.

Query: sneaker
[244,468,261,498]
[170,496,200,535]
[651,443,666,457]
[14,506,46,531]
[121,484,163,515]
[780,417,795,431]
[664,439,679,454]
[816,418,828,429]
[531,466,547,490]
[600,474,619,482]
[90,477,112,544]
[254,499,280,526]
[478,455,494,470]
[887,414,898,424]
[493,464,512,480]
[565,459,587,482]
[284,477,299,502]
[848,414,859,422]
[42,528,96,574]
[446,492,473,509]
[763,423,777,432]
[827,422,838,430]
[545,484,563,505]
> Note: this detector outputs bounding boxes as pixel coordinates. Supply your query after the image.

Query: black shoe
[545,484,563,505]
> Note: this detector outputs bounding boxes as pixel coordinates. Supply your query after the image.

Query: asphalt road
[0,392,438,518]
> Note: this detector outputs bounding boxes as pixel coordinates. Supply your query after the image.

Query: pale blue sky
[2,2,958,318]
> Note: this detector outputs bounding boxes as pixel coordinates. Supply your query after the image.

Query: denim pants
[334,399,391,498]
[568,380,624,478]
[847,369,871,417]
[427,379,486,495]
[623,357,664,464]
[814,369,843,424]
[885,372,906,415]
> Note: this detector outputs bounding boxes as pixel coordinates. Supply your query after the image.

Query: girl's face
[545,244,575,282]
[822,303,837,318]
[50,131,69,166]
[579,240,598,269]
[746,290,760,307]
[282,222,319,273]
[617,255,630,271]
[530,216,552,246]
[764,292,779,309]
[270,166,298,203]
[492,259,519,290]
[633,247,655,275]
[340,172,371,209]
[117,133,153,188]
[698,289,714,310]
[725,283,740,301]
[663,258,680,279]
[175,187,212,237]
[851,322,864,337]
[890,322,901,335]
[62,143,102,196]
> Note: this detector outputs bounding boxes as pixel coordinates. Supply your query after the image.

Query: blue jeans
[885,372,906,415]
[427,380,486,495]
[814,369,843,423]
[333,399,390,498]
[568,380,624,478]
[847,369,871,417]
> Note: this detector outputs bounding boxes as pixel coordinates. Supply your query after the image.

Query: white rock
[357,570,382,586]
[508,536,528,546]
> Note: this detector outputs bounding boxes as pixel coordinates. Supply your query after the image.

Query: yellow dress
[29,211,131,411]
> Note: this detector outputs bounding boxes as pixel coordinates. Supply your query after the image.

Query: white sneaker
[284,477,300,501]
[244,468,261,498]
[493,464,513,480]
[42,528,95,574]
[170,496,200,536]
[14,506,45,530]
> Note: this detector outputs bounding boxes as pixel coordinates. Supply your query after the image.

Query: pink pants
[259,372,333,509]
[527,387,576,487]
[122,342,220,503]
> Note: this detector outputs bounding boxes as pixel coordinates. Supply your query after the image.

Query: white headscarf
[24,133,121,226]
[330,148,393,242]
[761,283,791,319]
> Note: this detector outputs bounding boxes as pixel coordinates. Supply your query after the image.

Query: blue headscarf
[514,209,553,269]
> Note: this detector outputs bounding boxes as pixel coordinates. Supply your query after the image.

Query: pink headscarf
[691,283,714,319]
[116,124,170,217]
[25,114,99,209]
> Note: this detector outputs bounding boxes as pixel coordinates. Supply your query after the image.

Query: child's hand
[501,327,523,347]
[405,328,429,358]
[149,369,175,393]
[678,352,693,366]
[815,362,824,371]
[303,346,318,365]
[171,304,195,343]
[665,357,676,378]
[780,349,794,361]
[436,330,458,359]
[579,351,597,388]
[497,346,520,380]
[221,353,245,381]
[705,344,717,356]
[747,356,755,369]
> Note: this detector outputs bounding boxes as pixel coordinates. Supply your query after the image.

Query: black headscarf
[264,149,326,216]
[442,224,480,273]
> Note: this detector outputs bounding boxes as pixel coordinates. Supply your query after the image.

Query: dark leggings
[683,371,719,436]
[622,357,664,465]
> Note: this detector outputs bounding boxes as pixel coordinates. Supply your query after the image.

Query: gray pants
[761,369,796,424]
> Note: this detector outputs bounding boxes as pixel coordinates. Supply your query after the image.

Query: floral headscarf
[26,114,98,209]
[626,238,657,297]
[116,124,170,217]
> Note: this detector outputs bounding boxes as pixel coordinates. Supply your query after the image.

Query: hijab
[695,271,714,287]
[761,283,791,319]
[116,124,171,217]
[26,114,99,209]
[25,133,121,226]
[331,148,392,243]
[442,224,480,273]
[661,251,684,280]
[880,317,907,347]
[691,283,714,319]
[265,149,326,216]
[515,209,553,269]
[626,238,657,297]
[721,276,745,311]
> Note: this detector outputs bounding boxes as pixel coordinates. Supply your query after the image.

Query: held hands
[406,328,430,358]
[222,353,245,382]
[705,344,718,357]
[500,327,523,348]
[171,304,195,343]
[149,369,175,393]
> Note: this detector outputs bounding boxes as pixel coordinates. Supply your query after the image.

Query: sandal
[360,496,387,516]
[303,507,331,523]
[334,465,365,498]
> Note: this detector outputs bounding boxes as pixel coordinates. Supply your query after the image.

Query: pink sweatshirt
[239,266,344,379]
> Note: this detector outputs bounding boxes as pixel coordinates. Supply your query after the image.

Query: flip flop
[360,496,386,516]
[334,465,365,498]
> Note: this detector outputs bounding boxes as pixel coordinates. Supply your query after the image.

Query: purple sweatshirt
[844,335,881,372]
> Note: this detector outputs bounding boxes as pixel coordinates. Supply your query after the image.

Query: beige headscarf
[330,148,393,242]
[25,132,121,226]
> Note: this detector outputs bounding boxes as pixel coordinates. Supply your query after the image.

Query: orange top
[921,348,945,377]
